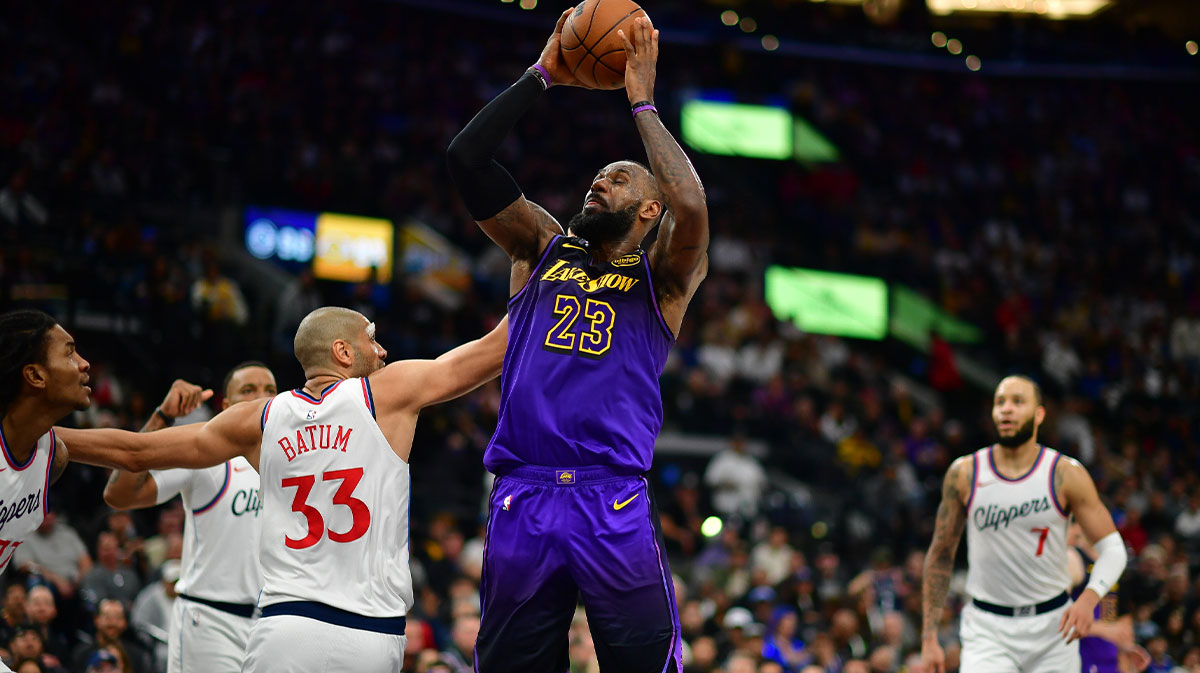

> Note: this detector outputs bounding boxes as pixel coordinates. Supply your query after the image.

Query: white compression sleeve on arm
[1085,531,1128,599]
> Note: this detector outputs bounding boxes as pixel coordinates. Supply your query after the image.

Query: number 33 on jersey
[258,378,413,617]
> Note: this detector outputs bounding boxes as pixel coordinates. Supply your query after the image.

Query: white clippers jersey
[965,445,1071,606]
[257,378,411,617]
[150,456,262,604]
[0,430,55,573]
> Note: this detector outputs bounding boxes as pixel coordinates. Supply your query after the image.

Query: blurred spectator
[23,587,70,662]
[705,436,767,522]
[71,600,150,673]
[79,534,141,611]
[7,624,67,673]
[130,560,180,672]
[0,585,26,647]
[13,510,92,601]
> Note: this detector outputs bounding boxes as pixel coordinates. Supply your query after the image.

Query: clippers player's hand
[921,638,946,673]
[536,9,588,88]
[159,379,214,419]
[617,17,658,104]
[1057,594,1096,643]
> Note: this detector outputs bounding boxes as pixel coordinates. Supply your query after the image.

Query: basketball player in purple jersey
[447,12,707,673]
[1067,523,1150,673]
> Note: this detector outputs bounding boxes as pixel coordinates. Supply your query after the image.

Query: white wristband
[1084,531,1127,599]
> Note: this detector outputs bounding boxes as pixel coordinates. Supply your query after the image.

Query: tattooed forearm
[634,112,705,212]
[923,462,967,639]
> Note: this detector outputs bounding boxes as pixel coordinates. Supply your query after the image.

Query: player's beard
[351,346,384,378]
[995,417,1036,448]
[568,204,638,245]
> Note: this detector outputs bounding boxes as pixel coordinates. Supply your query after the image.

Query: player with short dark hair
[57,307,508,673]
[0,309,89,673]
[447,13,707,673]
[103,361,278,673]
[922,376,1128,673]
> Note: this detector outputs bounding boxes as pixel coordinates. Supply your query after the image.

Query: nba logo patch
[304,409,318,421]
[502,495,513,511]
[556,470,576,484]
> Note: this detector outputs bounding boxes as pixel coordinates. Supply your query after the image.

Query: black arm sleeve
[447,71,545,221]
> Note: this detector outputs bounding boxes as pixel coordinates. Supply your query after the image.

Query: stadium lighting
[926,0,1111,18]
[739,17,758,33]
[702,516,723,538]
[518,0,536,8]
[721,10,739,26]
[1188,41,1199,56]
[946,38,963,55]
[966,54,982,71]
[931,31,948,48]
[762,35,780,51]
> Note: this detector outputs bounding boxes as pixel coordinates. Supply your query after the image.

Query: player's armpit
[371,315,509,412]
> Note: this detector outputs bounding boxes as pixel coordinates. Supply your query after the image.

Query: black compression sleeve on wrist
[447,72,544,221]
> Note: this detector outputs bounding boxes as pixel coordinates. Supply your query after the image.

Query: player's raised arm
[1056,457,1126,644]
[104,379,213,508]
[921,455,972,673]
[619,19,709,310]
[56,398,265,473]
[370,315,508,415]
[447,9,578,277]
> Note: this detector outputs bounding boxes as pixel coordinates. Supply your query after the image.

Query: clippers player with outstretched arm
[447,13,707,673]
[103,364,278,673]
[58,307,507,673]
[0,310,91,673]
[921,376,1129,673]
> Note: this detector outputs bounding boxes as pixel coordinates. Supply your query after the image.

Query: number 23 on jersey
[544,294,616,358]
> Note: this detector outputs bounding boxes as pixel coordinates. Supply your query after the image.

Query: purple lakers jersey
[1072,546,1120,673]
[485,235,674,474]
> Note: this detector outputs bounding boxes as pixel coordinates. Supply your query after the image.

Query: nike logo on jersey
[613,494,640,511]
[976,480,994,488]
[233,465,254,472]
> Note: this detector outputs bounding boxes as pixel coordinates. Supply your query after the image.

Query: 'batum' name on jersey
[276,424,353,461]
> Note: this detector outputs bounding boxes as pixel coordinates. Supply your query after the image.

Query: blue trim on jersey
[0,424,38,471]
[966,451,979,510]
[989,444,1045,483]
[1048,452,1068,516]
[290,380,344,404]
[43,429,56,515]
[192,462,231,515]
[508,235,563,307]
[362,378,376,419]
[261,601,406,635]
[261,397,274,431]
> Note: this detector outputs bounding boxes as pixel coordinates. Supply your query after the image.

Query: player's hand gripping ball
[559,0,649,90]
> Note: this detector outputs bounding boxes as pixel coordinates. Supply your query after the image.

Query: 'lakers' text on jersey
[965,445,1071,606]
[485,235,674,474]
[0,430,55,573]
[258,379,412,617]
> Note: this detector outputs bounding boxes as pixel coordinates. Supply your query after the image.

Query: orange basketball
[559,0,648,90]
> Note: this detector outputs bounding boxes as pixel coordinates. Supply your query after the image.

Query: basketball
[560,0,649,90]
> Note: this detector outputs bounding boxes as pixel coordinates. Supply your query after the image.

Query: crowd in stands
[2,1,1198,672]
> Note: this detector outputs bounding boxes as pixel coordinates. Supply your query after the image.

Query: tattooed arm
[619,18,709,336]
[921,456,972,673]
